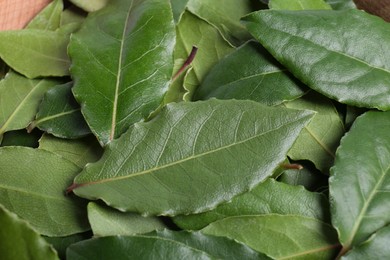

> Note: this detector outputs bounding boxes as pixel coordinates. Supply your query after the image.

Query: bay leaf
[329,111,390,253]
[69,0,175,145]
[243,10,390,110]
[0,147,89,236]
[1,129,42,148]
[342,225,390,259]
[194,41,306,106]
[71,99,314,216]
[60,6,87,27]
[269,0,332,10]
[0,72,63,138]
[170,0,190,23]
[38,134,103,168]
[29,82,91,139]
[174,11,234,101]
[68,0,109,12]
[325,0,357,10]
[88,202,166,236]
[173,178,330,230]
[0,204,59,260]
[26,0,63,31]
[284,91,345,173]
[202,215,340,259]
[0,29,72,78]
[67,230,269,260]
[44,232,90,260]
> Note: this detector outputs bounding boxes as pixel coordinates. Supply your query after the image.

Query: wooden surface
[354,0,390,22]
[0,0,51,30]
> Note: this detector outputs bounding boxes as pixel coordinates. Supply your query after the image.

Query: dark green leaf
[88,202,166,236]
[330,111,390,252]
[173,178,330,230]
[342,225,390,259]
[325,0,356,10]
[0,147,89,236]
[67,230,270,260]
[1,129,42,148]
[202,215,340,259]
[194,41,305,106]
[71,99,314,216]
[29,82,91,139]
[269,0,332,10]
[170,0,190,23]
[243,10,390,110]
[69,0,175,145]
[44,232,91,260]
[0,204,59,260]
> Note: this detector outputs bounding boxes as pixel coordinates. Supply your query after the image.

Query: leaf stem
[172,46,198,81]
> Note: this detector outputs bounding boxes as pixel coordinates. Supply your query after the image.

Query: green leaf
[67,230,270,260]
[88,202,166,236]
[38,134,103,168]
[29,82,91,139]
[0,204,59,260]
[186,0,257,45]
[243,10,390,110]
[342,225,390,259]
[329,111,390,252]
[69,0,175,145]
[60,6,87,27]
[68,0,109,12]
[202,215,340,259]
[0,72,63,137]
[44,232,90,260]
[325,0,356,10]
[26,0,63,30]
[173,178,330,230]
[0,147,89,236]
[269,0,332,10]
[174,11,234,101]
[0,28,72,78]
[170,0,190,23]
[1,129,42,148]
[71,99,314,216]
[194,41,306,106]
[284,91,345,173]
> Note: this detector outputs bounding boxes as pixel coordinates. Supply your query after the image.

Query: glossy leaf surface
[30,82,91,139]
[0,147,89,236]
[88,202,166,236]
[0,72,62,137]
[203,215,340,259]
[244,10,390,110]
[194,41,305,106]
[342,225,390,259]
[330,111,390,251]
[38,134,103,168]
[67,230,269,260]
[284,92,345,173]
[0,29,71,78]
[0,205,59,260]
[173,178,330,230]
[72,99,314,215]
[69,0,175,145]
[270,0,331,10]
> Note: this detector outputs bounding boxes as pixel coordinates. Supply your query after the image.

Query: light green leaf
[243,10,390,110]
[330,111,390,252]
[325,0,356,10]
[26,0,63,30]
[194,40,306,106]
[174,11,234,102]
[88,202,166,236]
[173,178,330,230]
[0,28,72,78]
[71,99,314,216]
[38,134,103,168]
[0,147,89,236]
[29,82,91,139]
[68,0,109,12]
[67,230,270,260]
[284,91,345,173]
[269,0,332,10]
[0,204,59,260]
[342,225,390,259]
[60,6,87,26]
[0,72,63,137]
[69,0,175,145]
[202,215,340,259]
[186,0,258,45]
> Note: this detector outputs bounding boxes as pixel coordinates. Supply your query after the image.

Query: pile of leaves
[1,0,389,259]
